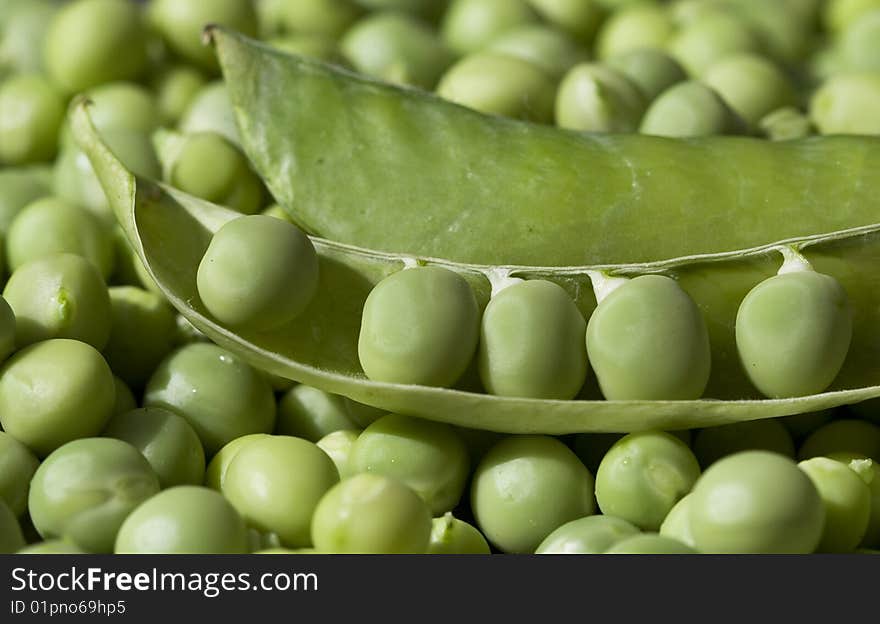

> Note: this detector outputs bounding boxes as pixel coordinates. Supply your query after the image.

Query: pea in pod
[72,101,880,435]
[210,27,880,267]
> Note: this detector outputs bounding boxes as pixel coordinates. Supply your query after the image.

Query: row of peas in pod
[2,0,880,556]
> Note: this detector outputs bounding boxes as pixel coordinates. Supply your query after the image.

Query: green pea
[0,0,58,74]
[18,540,86,554]
[149,0,257,71]
[799,457,871,552]
[104,286,177,390]
[261,370,296,393]
[277,0,363,38]
[441,0,538,56]
[353,0,447,20]
[555,62,646,132]
[849,399,880,425]
[827,452,880,548]
[103,407,206,488]
[340,12,453,89]
[702,54,797,128]
[689,451,824,553]
[151,65,208,126]
[358,266,479,388]
[525,0,604,44]
[342,397,387,428]
[204,433,271,491]
[0,339,114,458]
[197,215,318,329]
[586,275,711,400]
[759,106,814,141]
[486,24,589,78]
[604,533,698,554]
[595,431,700,531]
[349,413,470,515]
[179,81,240,146]
[595,2,673,60]
[0,168,50,236]
[479,280,587,400]
[667,12,762,77]
[471,435,595,553]
[267,34,347,64]
[112,376,137,417]
[428,513,491,554]
[311,473,432,553]
[455,426,504,466]
[144,343,276,455]
[535,515,640,554]
[29,438,160,553]
[261,203,294,223]
[606,48,687,101]
[84,82,161,137]
[659,493,696,548]
[838,8,880,73]
[277,385,359,442]
[736,270,852,399]
[3,253,111,350]
[0,75,64,165]
[779,409,835,440]
[222,435,339,547]
[44,0,148,94]
[809,72,880,136]
[639,80,745,137]
[116,486,249,554]
[316,429,360,478]
[693,420,795,468]
[0,431,39,518]
[0,296,14,363]
[165,133,263,214]
[0,499,25,554]
[6,197,115,280]
[436,52,557,122]
[798,419,880,461]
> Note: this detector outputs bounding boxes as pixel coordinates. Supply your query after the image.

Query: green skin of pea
[18,540,86,554]
[277,385,359,442]
[104,407,206,489]
[604,533,698,554]
[595,3,673,60]
[197,215,318,330]
[0,75,65,165]
[342,397,387,428]
[826,452,880,548]
[471,435,595,554]
[116,486,249,554]
[586,275,711,400]
[179,82,240,146]
[349,413,470,515]
[358,266,480,388]
[759,107,814,142]
[428,513,491,555]
[44,0,148,94]
[536,515,640,554]
[316,429,360,479]
[268,34,347,65]
[798,419,880,461]
[104,286,178,390]
[0,431,39,518]
[640,81,746,138]
[555,63,646,132]
[667,12,762,77]
[0,0,58,75]
[149,0,257,71]
[595,431,701,531]
[736,270,853,398]
[29,438,160,553]
[144,343,276,455]
[354,0,447,20]
[526,0,604,44]
[222,435,339,547]
[702,54,797,128]
[441,0,538,56]
[688,451,825,554]
[485,25,589,78]
[839,9,880,73]
[112,377,137,416]
[799,457,871,552]
[437,52,557,123]
[0,295,14,363]
[277,0,364,38]
[779,409,834,440]
[0,168,50,236]
[204,433,272,491]
[606,48,687,101]
[311,473,432,554]
[340,12,454,89]
[693,420,795,468]
[0,339,115,458]
[479,279,587,400]
[3,253,111,350]
[170,134,264,215]
[0,499,25,554]
[6,197,115,279]
[809,72,880,135]
[659,493,696,548]
[152,66,207,126]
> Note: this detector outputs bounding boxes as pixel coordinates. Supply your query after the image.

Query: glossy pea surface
[316,430,360,479]
[799,457,871,552]
[535,515,640,554]
[277,385,359,442]
[604,533,698,554]
[427,513,491,554]
[203,433,271,491]
[0,431,39,517]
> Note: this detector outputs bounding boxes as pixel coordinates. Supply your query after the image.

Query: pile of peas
[1,0,880,555]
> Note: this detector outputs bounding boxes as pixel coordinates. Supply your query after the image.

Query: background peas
[428,513,491,554]
[639,80,745,137]
[799,457,871,552]
[441,0,538,55]
[535,515,640,554]
[0,431,40,517]
[277,385,359,442]
[603,533,698,554]
[203,433,271,491]
[595,2,673,60]
[606,48,687,100]
[0,499,25,554]
[555,62,646,131]
[693,420,795,468]
[702,53,797,128]
[316,429,360,478]
[798,419,880,461]
[485,24,588,78]
[0,74,65,165]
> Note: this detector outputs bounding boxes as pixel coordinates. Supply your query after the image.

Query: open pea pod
[72,101,880,434]
[210,27,880,268]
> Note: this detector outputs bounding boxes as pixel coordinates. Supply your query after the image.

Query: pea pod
[210,27,880,267]
[72,101,880,435]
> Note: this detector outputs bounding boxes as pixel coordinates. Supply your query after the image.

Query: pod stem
[484,268,523,297]
[587,271,629,304]
[776,245,814,275]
